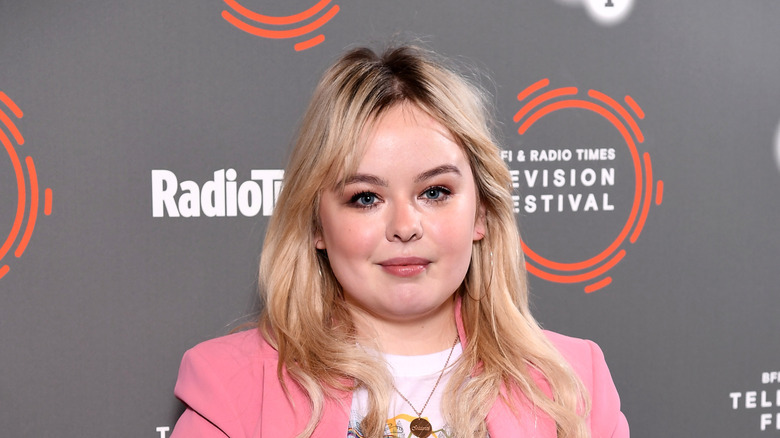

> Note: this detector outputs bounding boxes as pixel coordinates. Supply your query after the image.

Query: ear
[473,204,486,241]
[314,232,327,250]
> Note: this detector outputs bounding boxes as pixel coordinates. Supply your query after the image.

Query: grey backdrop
[2,0,779,436]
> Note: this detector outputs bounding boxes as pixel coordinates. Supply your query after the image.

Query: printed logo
[729,371,780,431]
[151,168,284,218]
[1,91,53,280]
[555,0,634,26]
[507,79,662,293]
[221,0,340,51]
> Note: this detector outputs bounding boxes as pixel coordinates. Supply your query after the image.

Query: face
[316,104,485,330]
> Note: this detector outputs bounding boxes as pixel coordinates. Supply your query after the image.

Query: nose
[386,202,422,242]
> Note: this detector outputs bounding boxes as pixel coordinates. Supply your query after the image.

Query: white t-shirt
[348,343,463,438]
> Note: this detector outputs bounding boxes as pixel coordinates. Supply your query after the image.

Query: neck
[351,298,458,355]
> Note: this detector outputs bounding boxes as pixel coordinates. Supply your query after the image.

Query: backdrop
[2,1,779,436]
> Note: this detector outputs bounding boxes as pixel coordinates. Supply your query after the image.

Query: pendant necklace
[391,335,460,438]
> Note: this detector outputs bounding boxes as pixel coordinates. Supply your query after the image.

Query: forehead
[355,104,468,171]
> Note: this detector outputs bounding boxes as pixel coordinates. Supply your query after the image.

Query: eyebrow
[344,164,462,187]
[344,174,388,187]
[414,164,462,183]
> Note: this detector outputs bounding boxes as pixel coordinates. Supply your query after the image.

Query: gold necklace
[391,335,459,438]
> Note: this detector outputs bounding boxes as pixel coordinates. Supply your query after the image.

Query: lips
[378,257,430,277]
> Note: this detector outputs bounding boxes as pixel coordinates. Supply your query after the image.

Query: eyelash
[348,191,379,209]
[421,186,452,202]
[347,186,452,209]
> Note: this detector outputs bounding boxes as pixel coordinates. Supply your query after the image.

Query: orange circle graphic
[513,80,662,293]
[221,0,340,51]
[1,91,53,281]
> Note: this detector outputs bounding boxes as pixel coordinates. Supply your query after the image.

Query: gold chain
[391,335,460,419]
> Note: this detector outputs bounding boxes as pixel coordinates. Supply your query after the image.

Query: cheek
[322,215,378,261]
[428,215,477,255]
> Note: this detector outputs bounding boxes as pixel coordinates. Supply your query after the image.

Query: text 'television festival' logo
[507,79,662,293]
[729,370,780,431]
[1,91,53,281]
[221,0,340,52]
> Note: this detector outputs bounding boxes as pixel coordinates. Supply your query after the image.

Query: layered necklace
[391,335,460,438]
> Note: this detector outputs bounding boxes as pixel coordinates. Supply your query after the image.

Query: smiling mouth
[378,257,430,278]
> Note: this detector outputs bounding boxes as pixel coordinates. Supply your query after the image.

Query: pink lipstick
[378,257,430,277]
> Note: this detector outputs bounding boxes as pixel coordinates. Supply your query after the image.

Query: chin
[387,294,453,316]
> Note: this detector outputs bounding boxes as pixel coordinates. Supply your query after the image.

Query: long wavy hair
[258,44,590,438]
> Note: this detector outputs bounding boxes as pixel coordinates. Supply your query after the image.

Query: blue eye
[350,191,377,207]
[422,186,450,201]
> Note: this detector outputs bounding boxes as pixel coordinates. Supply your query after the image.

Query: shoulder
[182,328,277,366]
[543,330,602,377]
[543,330,630,438]
[171,328,351,437]
[171,329,278,437]
[175,328,276,397]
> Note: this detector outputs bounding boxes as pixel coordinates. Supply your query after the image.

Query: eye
[421,186,451,201]
[349,191,378,207]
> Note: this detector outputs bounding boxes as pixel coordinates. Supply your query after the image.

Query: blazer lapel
[256,360,352,437]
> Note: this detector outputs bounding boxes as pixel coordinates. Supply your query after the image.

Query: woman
[171,45,629,438]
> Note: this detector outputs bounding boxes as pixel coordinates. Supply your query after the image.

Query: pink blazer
[171,307,629,437]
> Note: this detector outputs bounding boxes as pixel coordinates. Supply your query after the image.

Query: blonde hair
[258,45,590,438]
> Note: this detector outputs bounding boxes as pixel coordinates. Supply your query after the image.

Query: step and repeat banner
[2,1,779,436]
